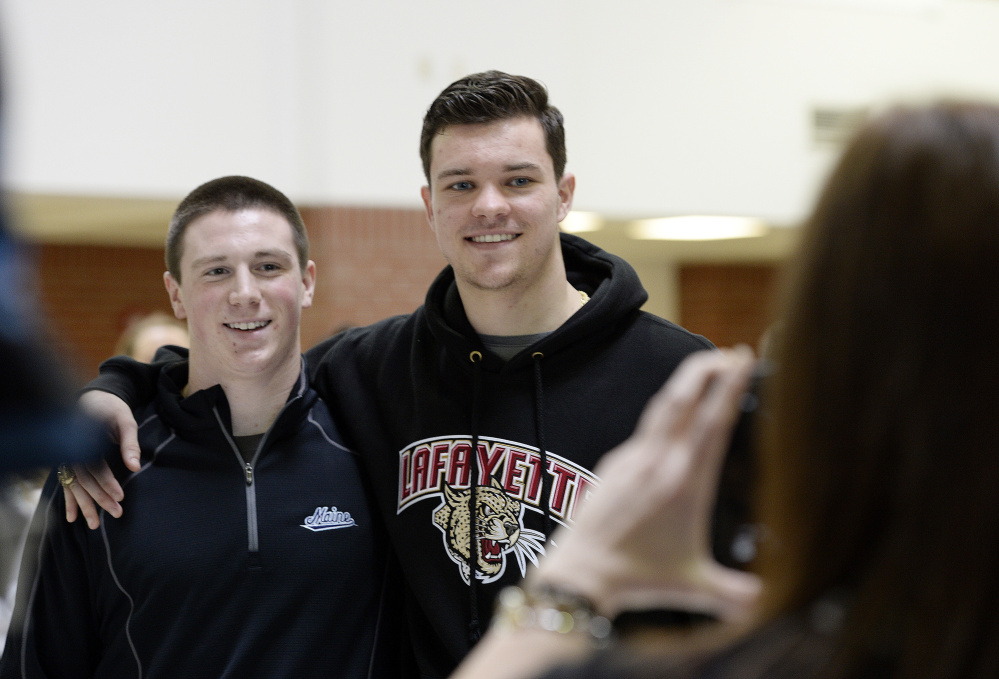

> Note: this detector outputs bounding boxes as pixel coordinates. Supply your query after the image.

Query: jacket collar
[155,359,317,447]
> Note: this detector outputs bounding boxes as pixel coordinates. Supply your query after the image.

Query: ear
[163,271,187,320]
[300,260,317,309]
[420,185,436,234]
[556,172,575,223]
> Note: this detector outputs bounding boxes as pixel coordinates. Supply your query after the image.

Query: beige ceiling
[8,193,179,247]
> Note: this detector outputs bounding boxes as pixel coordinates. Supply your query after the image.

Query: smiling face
[164,208,315,392]
[421,116,574,295]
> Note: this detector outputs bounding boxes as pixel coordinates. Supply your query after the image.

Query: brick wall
[297,206,446,349]
[679,263,780,351]
[35,243,174,383]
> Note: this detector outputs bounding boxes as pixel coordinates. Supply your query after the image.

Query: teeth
[226,321,269,331]
[470,234,517,243]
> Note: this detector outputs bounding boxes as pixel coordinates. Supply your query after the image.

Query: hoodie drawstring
[532,353,554,539]
[467,350,483,643]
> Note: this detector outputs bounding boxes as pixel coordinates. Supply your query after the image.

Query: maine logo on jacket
[397,435,599,584]
[301,505,356,531]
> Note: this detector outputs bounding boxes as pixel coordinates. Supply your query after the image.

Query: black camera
[711,360,773,568]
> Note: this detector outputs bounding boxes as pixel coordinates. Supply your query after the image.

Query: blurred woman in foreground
[455,101,999,679]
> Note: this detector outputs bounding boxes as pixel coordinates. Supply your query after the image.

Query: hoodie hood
[424,232,650,373]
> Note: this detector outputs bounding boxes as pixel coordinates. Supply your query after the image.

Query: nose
[471,183,510,220]
[228,267,261,307]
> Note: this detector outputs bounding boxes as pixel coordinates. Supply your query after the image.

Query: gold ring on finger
[57,464,77,488]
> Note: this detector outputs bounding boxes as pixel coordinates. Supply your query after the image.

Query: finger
[90,461,125,503]
[637,348,755,531]
[700,562,762,623]
[64,487,79,523]
[79,390,142,472]
[72,465,122,522]
[66,483,103,530]
[613,563,761,623]
[665,348,754,524]
[591,350,742,486]
[115,418,142,472]
[684,347,756,472]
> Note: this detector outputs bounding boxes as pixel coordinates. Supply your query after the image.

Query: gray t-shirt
[478,333,551,361]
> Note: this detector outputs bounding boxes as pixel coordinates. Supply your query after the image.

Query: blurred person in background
[453,100,999,679]
[0,226,102,474]
[0,224,102,656]
[0,45,101,660]
[113,311,189,363]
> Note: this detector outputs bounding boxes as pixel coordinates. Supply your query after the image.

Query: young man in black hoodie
[71,73,718,678]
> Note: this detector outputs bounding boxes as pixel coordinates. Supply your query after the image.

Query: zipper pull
[244,463,253,486]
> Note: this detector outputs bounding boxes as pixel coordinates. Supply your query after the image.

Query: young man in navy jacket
[0,177,400,679]
[70,74,735,679]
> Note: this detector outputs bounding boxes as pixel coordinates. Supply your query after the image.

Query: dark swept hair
[419,70,566,184]
[756,101,999,677]
[165,175,309,282]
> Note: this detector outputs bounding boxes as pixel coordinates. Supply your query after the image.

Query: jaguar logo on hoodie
[432,476,544,584]
[398,435,599,582]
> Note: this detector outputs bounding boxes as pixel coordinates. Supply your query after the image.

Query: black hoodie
[302,233,716,677]
[87,233,718,678]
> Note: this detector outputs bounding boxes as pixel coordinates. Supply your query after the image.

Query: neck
[187,354,300,436]
[460,275,583,337]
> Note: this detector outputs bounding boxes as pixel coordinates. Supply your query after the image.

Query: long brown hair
[756,101,999,676]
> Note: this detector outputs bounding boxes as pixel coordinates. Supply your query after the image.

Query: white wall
[3,0,999,223]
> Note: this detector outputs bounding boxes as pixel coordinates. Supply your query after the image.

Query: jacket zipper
[243,460,259,553]
[213,409,265,556]
[212,378,306,559]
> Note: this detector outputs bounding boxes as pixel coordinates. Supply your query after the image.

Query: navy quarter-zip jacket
[0,362,403,679]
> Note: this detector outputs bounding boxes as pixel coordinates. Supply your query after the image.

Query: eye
[448,180,474,191]
[481,505,493,517]
[205,267,228,277]
[258,263,282,273]
[509,177,533,187]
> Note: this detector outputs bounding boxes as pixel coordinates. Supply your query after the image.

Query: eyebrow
[436,168,472,182]
[253,249,294,262]
[434,162,544,183]
[189,254,228,270]
[189,250,294,270]
[504,162,543,173]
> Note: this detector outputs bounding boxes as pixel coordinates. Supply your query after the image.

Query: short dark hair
[165,176,309,282]
[419,70,566,184]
